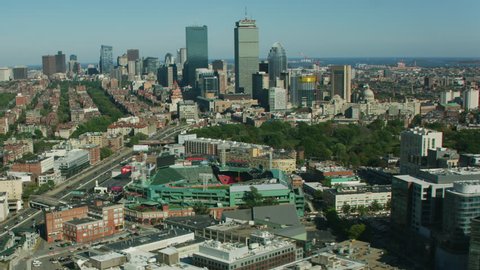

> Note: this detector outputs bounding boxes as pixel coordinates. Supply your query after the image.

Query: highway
[4,123,194,269]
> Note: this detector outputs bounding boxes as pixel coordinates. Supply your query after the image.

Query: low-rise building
[193,231,302,270]
[324,184,391,214]
[0,192,9,222]
[54,149,90,178]
[0,178,23,212]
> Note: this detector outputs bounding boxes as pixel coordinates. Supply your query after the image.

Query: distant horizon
[1,0,479,66]
[13,56,480,69]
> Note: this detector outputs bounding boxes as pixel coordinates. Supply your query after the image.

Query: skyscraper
[290,74,317,107]
[164,53,175,65]
[55,51,66,73]
[100,45,113,74]
[267,42,287,87]
[176,48,187,72]
[234,18,259,96]
[127,49,140,61]
[143,57,160,74]
[330,65,352,102]
[184,26,208,87]
[42,55,56,76]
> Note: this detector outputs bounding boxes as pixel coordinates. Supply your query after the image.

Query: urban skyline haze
[1,0,479,66]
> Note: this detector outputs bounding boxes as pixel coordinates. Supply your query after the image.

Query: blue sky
[1,0,479,66]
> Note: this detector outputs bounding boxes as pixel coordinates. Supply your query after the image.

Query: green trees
[58,84,71,123]
[100,147,114,160]
[193,119,404,167]
[348,224,366,240]
[243,186,264,208]
[193,203,210,215]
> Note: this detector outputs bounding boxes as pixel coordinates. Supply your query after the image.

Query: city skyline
[1,0,479,66]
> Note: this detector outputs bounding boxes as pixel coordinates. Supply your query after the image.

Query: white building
[178,101,199,123]
[323,185,391,214]
[0,67,11,81]
[440,90,461,104]
[463,88,479,111]
[0,178,23,211]
[400,127,443,174]
[0,192,10,222]
[269,87,287,111]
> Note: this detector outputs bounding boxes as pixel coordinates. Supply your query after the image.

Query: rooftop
[65,217,97,225]
[105,229,193,251]
[421,167,480,176]
[90,252,124,262]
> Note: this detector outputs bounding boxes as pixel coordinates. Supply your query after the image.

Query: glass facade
[185,26,208,87]
[100,45,113,74]
[267,42,287,87]
[234,19,259,96]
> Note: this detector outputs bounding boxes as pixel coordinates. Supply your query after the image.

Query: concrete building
[89,252,126,270]
[0,67,11,81]
[127,49,140,61]
[269,87,287,111]
[177,100,199,123]
[54,149,90,178]
[400,127,443,175]
[0,178,23,212]
[12,66,28,80]
[0,192,9,222]
[324,185,391,214]
[176,48,187,73]
[440,90,461,104]
[234,18,259,96]
[42,55,56,76]
[193,231,301,270]
[463,88,479,111]
[330,65,352,102]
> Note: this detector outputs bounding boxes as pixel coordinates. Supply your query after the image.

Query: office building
[184,26,208,87]
[55,51,66,73]
[469,217,480,270]
[443,181,480,244]
[63,202,124,243]
[118,54,128,67]
[400,127,443,175]
[44,205,89,242]
[193,231,301,270]
[267,42,287,87]
[290,74,317,107]
[252,71,270,109]
[324,185,391,214]
[100,45,114,74]
[234,18,259,96]
[158,64,178,88]
[440,90,461,104]
[0,67,11,81]
[391,175,452,236]
[12,66,28,80]
[463,88,479,111]
[0,178,23,212]
[54,149,90,178]
[269,87,287,111]
[0,192,9,222]
[127,49,140,61]
[178,100,199,123]
[176,48,187,72]
[195,69,218,98]
[164,53,175,65]
[212,60,227,72]
[68,54,80,74]
[42,55,56,76]
[143,57,160,74]
[330,65,352,102]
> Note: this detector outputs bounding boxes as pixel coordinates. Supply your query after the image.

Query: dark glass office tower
[267,42,287,87]
[184,25,208,87]
[100,45,113,74]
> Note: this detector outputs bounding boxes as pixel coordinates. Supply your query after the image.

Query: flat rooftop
[105,229,192,251]
[65,217,97,225]
[421,167,480,176]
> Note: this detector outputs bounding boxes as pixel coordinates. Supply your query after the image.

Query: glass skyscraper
[234,19,259,97]
[267,42,287,87]
[100,45,113,74]
[184,26,208,87]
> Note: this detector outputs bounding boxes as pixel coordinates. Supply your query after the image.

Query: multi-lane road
[3,123,194,269]
[0,123,192,238]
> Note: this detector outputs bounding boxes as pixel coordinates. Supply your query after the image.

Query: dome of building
[362,84,375,102]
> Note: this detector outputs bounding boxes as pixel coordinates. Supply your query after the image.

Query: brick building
[44,201,124,243]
